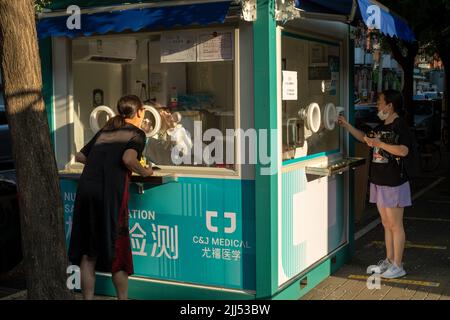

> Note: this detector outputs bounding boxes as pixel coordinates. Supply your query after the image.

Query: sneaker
[376,258,392,274]
[381,263,406,279]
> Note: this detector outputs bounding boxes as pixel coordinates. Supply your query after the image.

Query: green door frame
[252,14,357,300]
[253,0,279,299]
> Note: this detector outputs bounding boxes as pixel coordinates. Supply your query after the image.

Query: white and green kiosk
[37,0,415,300]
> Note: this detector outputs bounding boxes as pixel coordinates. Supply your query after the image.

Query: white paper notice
[197,31,233,62]
[161,32,197,63]
[282,71,298,101]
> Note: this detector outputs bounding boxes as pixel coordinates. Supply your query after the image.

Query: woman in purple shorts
[338,90,412,279]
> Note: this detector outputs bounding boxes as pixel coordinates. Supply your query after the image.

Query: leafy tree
[379,0,450,131]
[35,0,52,12]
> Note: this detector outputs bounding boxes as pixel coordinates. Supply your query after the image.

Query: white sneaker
[376,258,392,274]
[381,263,406,279]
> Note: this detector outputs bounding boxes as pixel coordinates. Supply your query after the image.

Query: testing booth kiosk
[37,0,414,300]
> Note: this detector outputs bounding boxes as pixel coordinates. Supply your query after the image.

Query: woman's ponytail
[102,95,143,131]
[103,114,126,131]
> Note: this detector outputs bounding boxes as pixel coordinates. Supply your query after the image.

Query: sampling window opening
[281,33,342,162]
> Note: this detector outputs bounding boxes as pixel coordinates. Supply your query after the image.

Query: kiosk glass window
[281,34,341,161]
[71,30,236,171]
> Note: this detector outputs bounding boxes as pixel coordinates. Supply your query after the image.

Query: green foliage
[378,0,450,56]
[35,0,52,12]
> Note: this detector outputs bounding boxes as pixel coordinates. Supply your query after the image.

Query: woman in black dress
[69,95,153,299]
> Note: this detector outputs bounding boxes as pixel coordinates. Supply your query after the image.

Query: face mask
[377,109,390,121]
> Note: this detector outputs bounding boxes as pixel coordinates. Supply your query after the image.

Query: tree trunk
[386,38,418,127]
[0,0,73,299]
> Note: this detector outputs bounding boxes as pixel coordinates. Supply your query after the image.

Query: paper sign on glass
[197,31,233,62]
[160,32,197,63]
[282,71,298,101]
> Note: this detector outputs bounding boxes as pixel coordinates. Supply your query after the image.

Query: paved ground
[0,290,115,300]
[0,264,26,300]
[0,259,113,300]
[301,151,450,300]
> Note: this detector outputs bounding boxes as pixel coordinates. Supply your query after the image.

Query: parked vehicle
[354,104,381,132]
[414,91,443,101]
[0,177,22,274]
[0,104,13,166]
[354,98,442,144]
[413,98,442,142]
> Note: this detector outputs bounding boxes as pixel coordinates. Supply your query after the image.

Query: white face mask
[377,110,390,121]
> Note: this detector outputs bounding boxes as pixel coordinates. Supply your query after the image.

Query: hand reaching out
[338,115,349,128]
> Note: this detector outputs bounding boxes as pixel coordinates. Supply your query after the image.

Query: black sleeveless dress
[68,124,146,275]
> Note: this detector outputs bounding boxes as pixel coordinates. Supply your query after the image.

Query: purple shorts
[370,182,412,208]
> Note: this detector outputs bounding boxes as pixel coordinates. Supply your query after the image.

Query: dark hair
[381,90,404,115]
[103,95,143,131]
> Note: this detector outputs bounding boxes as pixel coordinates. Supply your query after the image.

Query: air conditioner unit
[73,38,137,64]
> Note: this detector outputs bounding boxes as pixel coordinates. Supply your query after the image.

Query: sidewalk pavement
[0,290,115,300]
